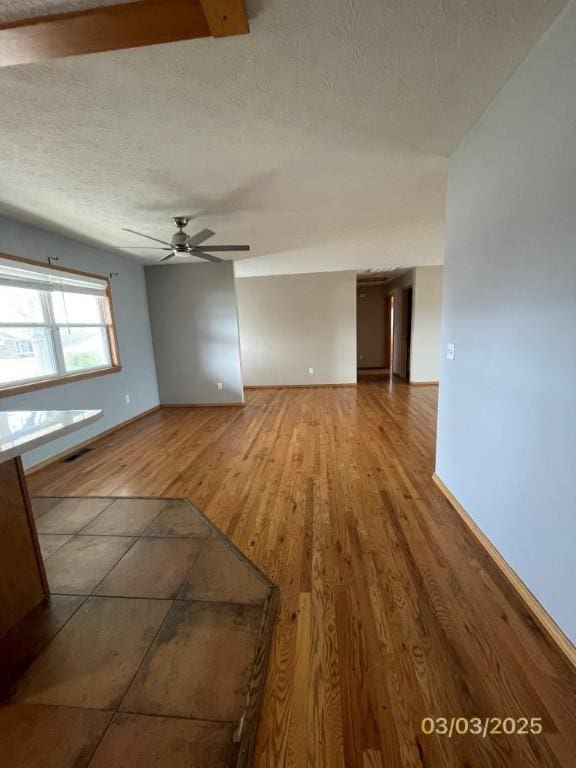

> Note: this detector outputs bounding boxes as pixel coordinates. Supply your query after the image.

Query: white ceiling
[0,0,567,276]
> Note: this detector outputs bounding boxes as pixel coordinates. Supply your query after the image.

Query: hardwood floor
[30,379,576,767]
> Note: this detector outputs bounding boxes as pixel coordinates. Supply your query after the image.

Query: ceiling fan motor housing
[171,230,189,248]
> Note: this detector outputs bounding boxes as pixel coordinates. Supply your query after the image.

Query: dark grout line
[43,532,210,540]
[71,496,166,534]
[63,536,140,599]
[112,600,176,719]
[2,594,90,704]
[47,591,269,608]
[5,700,237,727]
[48,592,175,603]
[174,534,211,600]
[115,708,240,726]
[73,497,117,535]
[32,496,177,501]
[40,535,74,563]
[171,597,270,609]
[43,552,139,602]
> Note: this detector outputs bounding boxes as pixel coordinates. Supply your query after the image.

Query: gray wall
[145,262,244,404]
[236,271,357,386]
[0,215,159,468]
[436,3,576,641]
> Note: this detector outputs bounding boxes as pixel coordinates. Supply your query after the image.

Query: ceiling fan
[118,216,250,263]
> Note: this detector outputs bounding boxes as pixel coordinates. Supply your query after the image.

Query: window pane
[59,326,111,372]
[52,291,104,324]
[0,327,57,384]
[0,285,45,323]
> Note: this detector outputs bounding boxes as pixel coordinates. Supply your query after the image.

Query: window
[0,255,120,394]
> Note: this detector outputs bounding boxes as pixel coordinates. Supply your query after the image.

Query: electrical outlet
[308,367,314,375]
[446,343,455,361]
[217,382,223,390]
[125,394,130,404]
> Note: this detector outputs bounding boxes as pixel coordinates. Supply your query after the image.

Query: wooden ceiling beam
[0,0,249,68]
[198,0,249,38]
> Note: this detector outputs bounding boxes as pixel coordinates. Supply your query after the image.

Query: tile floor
[0,497,278,768]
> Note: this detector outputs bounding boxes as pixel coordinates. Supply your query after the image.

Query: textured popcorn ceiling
[0,0,567,276]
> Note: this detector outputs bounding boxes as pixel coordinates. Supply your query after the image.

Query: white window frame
[0,254,121,396]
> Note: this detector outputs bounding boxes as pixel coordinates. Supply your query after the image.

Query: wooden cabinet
[0,457,48,638]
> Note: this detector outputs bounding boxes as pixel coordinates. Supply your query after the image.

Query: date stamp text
[421,717,543,738]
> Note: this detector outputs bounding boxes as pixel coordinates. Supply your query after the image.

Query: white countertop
[0,410,103,461]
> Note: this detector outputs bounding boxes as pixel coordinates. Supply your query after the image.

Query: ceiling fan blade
[122,228,174,247]
[159,252,176,262]
[192,244,250,252]
[186,228,216,247]
[116,246,172,250]
[193,250,223,264]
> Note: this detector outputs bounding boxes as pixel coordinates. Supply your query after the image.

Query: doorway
[356,282,391,372]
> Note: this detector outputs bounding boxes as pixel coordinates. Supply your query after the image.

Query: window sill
[0,365,122,398]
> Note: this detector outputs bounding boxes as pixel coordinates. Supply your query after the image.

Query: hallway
[29,380,576,767]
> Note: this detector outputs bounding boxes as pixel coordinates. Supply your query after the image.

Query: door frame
[385,292,394,372]
[398,286,413,379]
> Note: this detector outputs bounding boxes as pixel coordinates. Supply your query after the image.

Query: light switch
[308,367,314,375]
[446,343,455,361]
